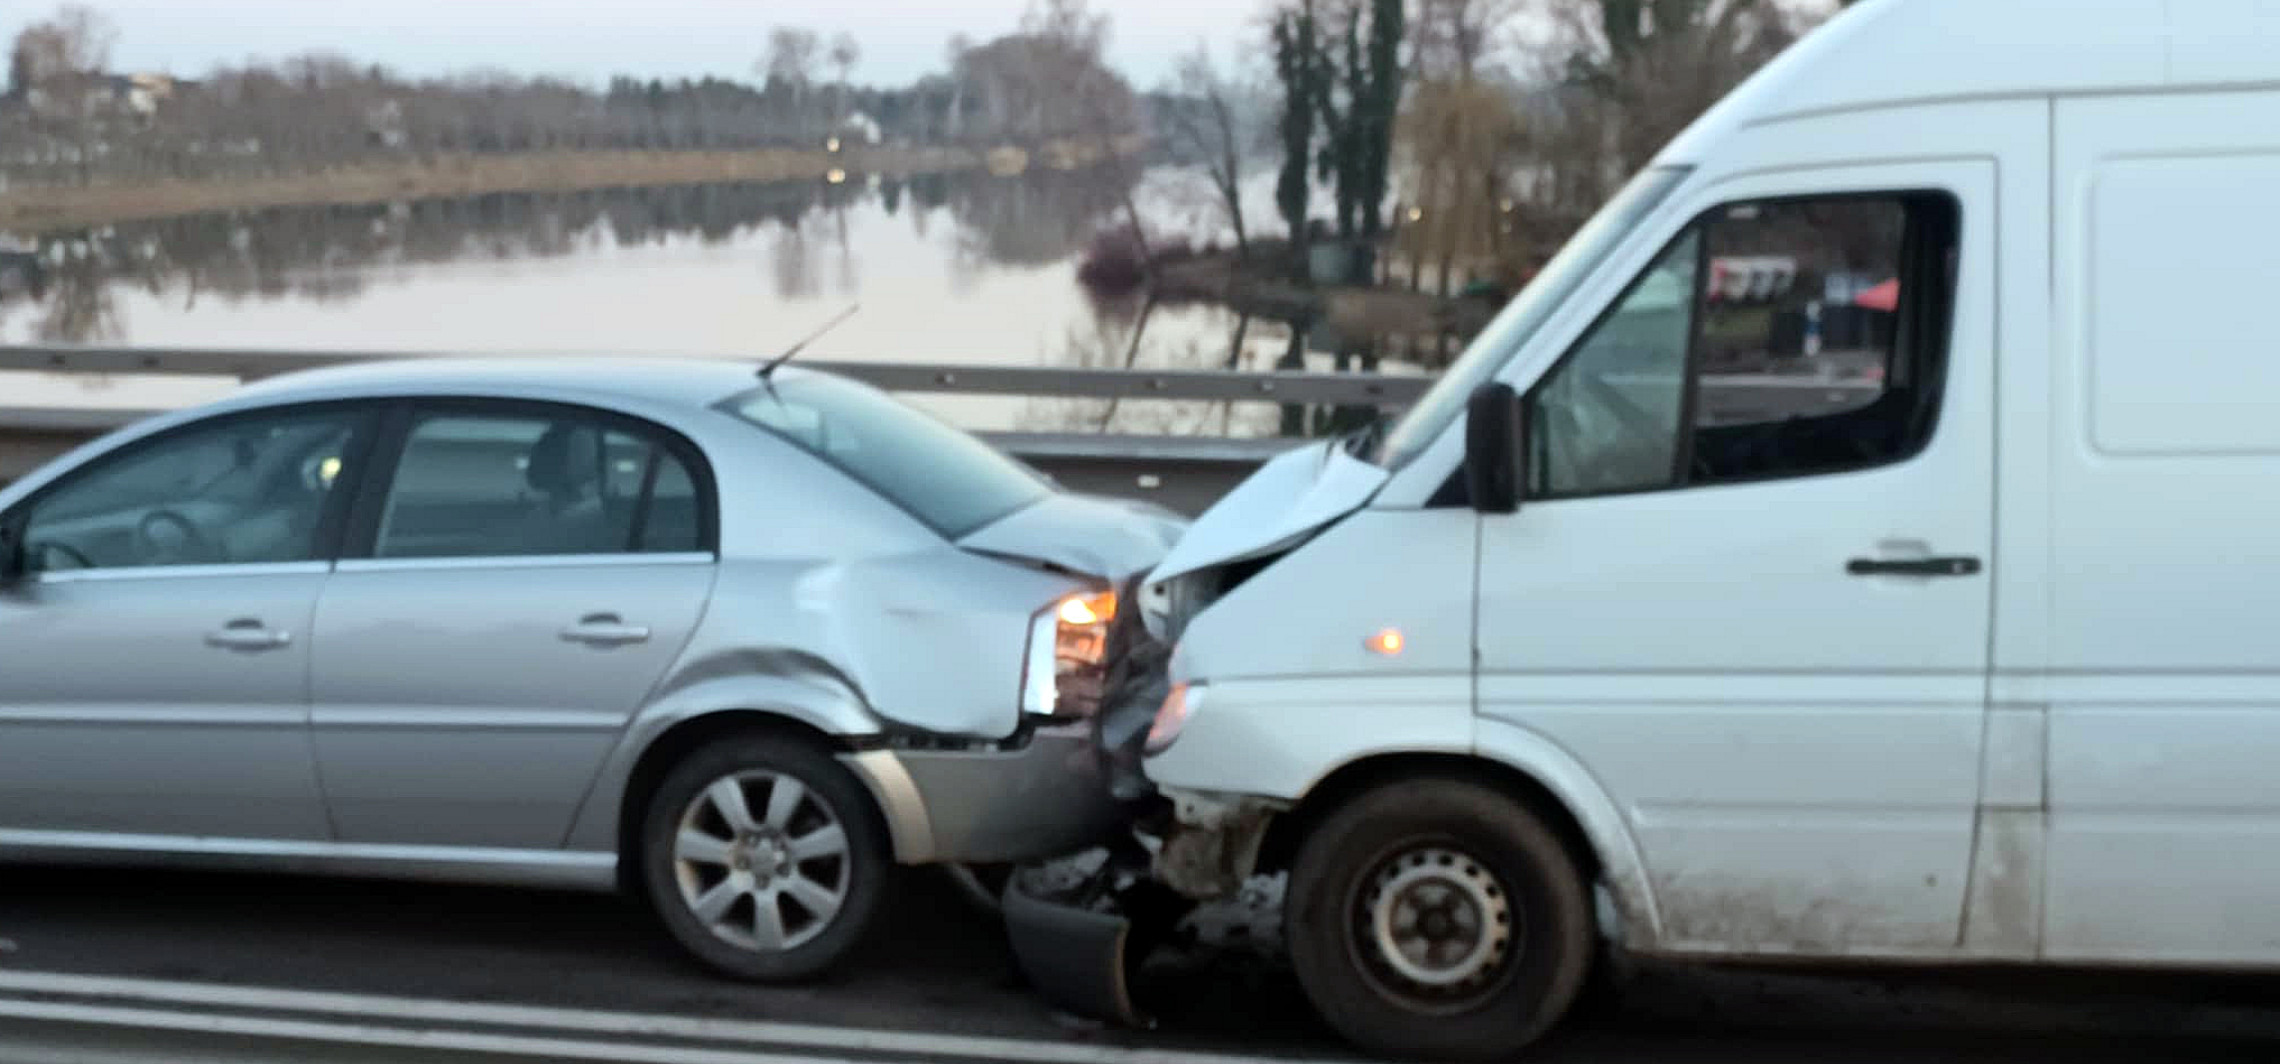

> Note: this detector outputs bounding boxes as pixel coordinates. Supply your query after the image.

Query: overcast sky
[7,0,1264,87]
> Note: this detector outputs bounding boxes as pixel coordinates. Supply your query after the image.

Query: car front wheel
[640,736,889,981]
[1286,777,1595,1061]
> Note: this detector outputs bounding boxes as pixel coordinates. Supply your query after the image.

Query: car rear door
[310,399,717,850]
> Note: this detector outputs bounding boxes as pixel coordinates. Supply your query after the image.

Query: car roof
[231,355,787,410]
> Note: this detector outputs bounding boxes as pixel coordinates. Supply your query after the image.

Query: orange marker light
[1367,628,1406,656]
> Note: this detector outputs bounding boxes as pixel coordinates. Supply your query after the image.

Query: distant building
[835,110,883,147]
[367,99,408,150]
[0,232,45,302]
[22,70,183,124]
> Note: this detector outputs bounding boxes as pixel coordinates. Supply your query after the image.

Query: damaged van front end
[1000,438,1392,1024]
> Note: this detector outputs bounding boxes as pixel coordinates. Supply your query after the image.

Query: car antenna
[759,304,860,381]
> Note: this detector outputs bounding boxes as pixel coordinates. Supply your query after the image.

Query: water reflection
[0,163,1322,435]
[2,165,1150,341]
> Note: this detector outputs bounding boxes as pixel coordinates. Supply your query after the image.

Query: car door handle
[205,619,293,652]
[1847,556,1982,578]
[560,614,651,647]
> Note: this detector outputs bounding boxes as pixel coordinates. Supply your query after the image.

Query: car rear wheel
[1286,778,1594,1061]
[640,736,889,981]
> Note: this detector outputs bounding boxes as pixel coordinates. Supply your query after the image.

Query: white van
[1027,0,2280,1058]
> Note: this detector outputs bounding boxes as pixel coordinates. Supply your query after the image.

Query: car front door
[310,400,716,850]
[0,403,373,843]
[1475,161,1999,956]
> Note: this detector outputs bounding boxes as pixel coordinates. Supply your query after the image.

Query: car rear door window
[373,408,707,559]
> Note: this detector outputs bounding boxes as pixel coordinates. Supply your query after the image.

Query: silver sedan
[0,357,1181,979]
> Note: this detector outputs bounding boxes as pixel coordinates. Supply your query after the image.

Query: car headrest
[526,423,602,496]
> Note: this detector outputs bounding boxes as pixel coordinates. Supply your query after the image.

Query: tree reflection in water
[0,161,1302,438]
[8,166,1147,344]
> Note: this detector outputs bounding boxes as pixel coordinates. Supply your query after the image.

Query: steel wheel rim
[1352,845,1516,1009]
[672,769,851,954]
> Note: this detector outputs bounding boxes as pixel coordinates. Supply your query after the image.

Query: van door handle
[205,619,293,652]
[1847,556,1982,578]
[560,614,651,647]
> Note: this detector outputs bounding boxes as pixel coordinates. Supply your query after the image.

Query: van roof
[1659,0,2280,165]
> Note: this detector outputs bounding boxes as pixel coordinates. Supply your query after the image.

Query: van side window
[1526,192,1960,499]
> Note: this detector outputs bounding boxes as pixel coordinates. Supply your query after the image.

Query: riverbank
[1137,247,1500,365]
[0,136,1141,233]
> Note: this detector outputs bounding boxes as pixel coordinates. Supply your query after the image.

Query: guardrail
[0,344,1431,514]
[0,344,1883,514]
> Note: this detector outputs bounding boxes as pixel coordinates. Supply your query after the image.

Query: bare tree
[1395,77,1522,299]
[762,27,821,136]
[1548,0,1800,174]
[942,34,974,139]
[1164,44,1257,257]
[10,4,118,185]
[1413,0,1528,80]
[0,14,1070,191]
[828,32,860,123]
[1031,0,1152,269]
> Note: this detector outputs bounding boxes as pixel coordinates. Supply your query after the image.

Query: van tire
[639,736,890,982]
[1285,778,1594,1061]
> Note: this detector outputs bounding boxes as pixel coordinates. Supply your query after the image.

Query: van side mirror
[1464,382,1527,515]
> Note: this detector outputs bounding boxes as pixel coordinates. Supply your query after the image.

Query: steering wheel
[136,509,224,566]
[30,540,95,572]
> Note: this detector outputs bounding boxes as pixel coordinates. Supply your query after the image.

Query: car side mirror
[0,521,25,586]
[1464,382,1527,515]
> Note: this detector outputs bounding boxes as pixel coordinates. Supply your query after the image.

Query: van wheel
[639,736,889,981]
[1286,779,1594,1061]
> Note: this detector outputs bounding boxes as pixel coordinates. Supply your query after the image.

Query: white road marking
[0,997,885,1064]
[0,969,1348,1064]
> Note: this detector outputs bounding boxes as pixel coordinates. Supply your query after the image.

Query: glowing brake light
[1057,591,1116,628]
[1024,590,1120,718]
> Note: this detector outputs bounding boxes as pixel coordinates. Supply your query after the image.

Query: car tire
[639,734,890,982]
[1285,778,1594,1061]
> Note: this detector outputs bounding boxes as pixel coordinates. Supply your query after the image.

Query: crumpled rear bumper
[996,586,1207,1025]
[1001,870,1148,1026]
[846,721,1133,866]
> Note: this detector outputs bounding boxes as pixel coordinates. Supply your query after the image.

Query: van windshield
[724,375,1051,538]
[1375,165,1694,470]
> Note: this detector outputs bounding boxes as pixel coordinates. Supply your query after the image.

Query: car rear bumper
[842,721,1127,865]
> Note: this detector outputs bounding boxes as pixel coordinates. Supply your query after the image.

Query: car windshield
[723,374,1052,538]
[1375,165,1694,469]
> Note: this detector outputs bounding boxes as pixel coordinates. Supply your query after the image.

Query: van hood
[957,491,1187,582]
[1145,440,1389,589]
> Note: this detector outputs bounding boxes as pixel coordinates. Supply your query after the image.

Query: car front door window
[20,409,364,572]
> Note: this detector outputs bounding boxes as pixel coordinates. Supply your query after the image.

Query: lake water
[0,165,1351,435]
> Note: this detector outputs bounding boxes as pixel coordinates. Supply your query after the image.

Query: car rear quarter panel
[561,428,1092,853]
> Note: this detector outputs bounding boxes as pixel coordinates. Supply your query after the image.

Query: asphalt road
[1,864,2278,1062]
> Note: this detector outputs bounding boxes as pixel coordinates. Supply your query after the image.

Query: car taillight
[1022,590,1117,718]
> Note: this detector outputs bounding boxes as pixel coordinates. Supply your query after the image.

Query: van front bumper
[842,722,1129,865]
